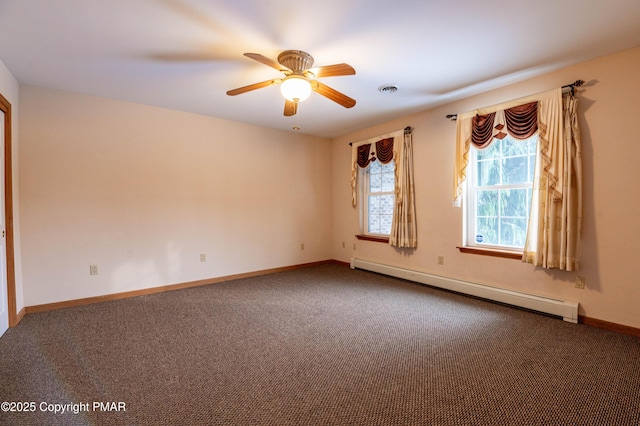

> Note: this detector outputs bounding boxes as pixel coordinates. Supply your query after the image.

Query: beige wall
[332,46,640,329]
[19,86,332,306]
[0,59,23,315]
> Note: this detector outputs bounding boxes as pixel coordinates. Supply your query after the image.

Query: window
[466,133,537,251]
[361,159,395,236]
[352,130,416,247]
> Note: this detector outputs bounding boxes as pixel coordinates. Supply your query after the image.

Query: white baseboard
[350,257,579,323]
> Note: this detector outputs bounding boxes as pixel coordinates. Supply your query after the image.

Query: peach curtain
[522,93,582,270]
[390,129,417,248]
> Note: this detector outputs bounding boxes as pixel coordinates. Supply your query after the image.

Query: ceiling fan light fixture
[227,51,356,116]
[280,75,312,102]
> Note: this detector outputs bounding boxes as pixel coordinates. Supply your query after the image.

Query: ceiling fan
[226,50,356,116]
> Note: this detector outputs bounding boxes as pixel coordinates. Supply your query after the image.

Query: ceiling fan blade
[244,53,289,72]
[284,100,298,116]
[226,79,280,96]
[312,63,356,78]
[312,81,356,108]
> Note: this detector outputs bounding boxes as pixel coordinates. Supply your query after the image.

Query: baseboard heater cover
[350,258,578,323]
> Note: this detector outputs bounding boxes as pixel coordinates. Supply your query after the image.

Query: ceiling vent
[378,84,399,93]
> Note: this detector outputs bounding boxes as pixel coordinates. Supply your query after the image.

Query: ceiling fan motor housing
[278,50,314,73]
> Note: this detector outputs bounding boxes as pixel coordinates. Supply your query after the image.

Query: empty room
[1,1,640,425]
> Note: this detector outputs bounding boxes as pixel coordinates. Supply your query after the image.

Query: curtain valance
[504,101,538,139]
[355,137,394,168]
[470,101,538,147]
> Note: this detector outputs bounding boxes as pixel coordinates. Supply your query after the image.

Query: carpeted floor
[1,263,639,425]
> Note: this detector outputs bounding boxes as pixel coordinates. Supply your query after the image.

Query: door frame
[0,93,17,327]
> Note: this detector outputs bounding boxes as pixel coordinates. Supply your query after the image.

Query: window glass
[467,134,537,250]
[364,159,395,236]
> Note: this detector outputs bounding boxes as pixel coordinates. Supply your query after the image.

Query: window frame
[464,133,538,253]
[359,158,395,238]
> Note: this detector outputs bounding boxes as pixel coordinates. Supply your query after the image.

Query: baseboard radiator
[350,258,579,323]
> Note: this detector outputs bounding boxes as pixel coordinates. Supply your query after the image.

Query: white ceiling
[1,0,640,138]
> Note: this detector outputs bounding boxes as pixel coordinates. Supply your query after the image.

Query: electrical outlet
[342,241,345,248]
[437,256,444,265]
[575,276,585,289]
[300,243,305,250]
[89,265,98,276]
[353,243,356,250]
[200,253,206,262]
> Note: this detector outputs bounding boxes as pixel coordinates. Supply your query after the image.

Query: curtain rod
[348,126,412,146]
[445,80,585,121]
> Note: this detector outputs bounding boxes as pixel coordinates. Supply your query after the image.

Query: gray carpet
[1,263,639,425]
